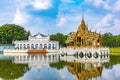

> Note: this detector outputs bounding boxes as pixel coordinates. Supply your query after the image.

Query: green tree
[0,24,30,44]
[102,32,120,47]
[50,33,68,47]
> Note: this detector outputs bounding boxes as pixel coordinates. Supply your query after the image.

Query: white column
[42,43,44,49]
[34,55,36,61]
[21,56,23,62]
[57,43,59,49]
[33,43,35,49]
[37,44,39,50]
[29,55,31,61]
[18,56,20,61]
[50,55,52,62]
[46,55,48,62]
[42,55,44,62]
[15,44,17,48]
[47,43,48,50]
[25,43,27,49]
[22,44,23,49]
[41,44,43,49]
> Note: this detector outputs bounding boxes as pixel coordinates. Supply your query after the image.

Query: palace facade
[13,33,59,50]
[65,16,102,48]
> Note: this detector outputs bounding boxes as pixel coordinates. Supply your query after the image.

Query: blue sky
[0,0,120,35]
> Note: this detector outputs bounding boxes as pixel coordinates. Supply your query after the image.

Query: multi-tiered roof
[66,15,102,47]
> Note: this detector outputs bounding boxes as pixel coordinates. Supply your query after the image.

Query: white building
[13,33,59,50]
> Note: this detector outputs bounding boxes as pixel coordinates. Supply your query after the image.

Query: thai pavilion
[13,33,59,50]
[65,15,103,48]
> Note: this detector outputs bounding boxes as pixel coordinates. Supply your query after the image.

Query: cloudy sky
[0,0,120,35]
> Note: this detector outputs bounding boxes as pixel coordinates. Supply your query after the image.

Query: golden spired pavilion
[65,15,103,48]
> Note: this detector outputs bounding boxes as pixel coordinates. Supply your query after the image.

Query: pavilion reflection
[60,54,109,80]
[66,61,103,80]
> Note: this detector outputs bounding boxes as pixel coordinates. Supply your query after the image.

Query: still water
[0,53,120,80]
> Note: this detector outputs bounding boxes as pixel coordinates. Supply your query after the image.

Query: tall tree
[0,24,29,44]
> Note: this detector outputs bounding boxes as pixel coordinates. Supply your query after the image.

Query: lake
[0,45,15,51]
[0,53,120,80]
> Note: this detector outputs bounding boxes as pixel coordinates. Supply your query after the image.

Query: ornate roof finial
[82,12,84,20]
[81,11,85,26]
[90,27,92,32]
[95,29,97,33]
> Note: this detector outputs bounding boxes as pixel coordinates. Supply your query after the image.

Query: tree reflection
[103,56,120,69]
[50,61,66,69]
[0,60,29,79]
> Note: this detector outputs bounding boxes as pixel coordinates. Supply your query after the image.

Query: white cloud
[15,0,52,10]
[15,0,32,8]
[102,65,120,80]
[114,65,120,78]
[96,14,113,28]
[113,0,120,12]
[85,0,111,10]
[56,18,67,27]
[95,14,120,35]
[109,18,120,34]
[32,0,52,10]
[13,9,30,25]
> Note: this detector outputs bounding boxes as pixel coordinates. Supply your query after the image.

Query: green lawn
[110,47,120,56]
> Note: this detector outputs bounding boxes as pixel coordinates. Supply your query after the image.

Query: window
[27,44,30,49]
[17,44,19,48]
[48,44,51,49]
[44,44,47,49]
[39,44,42,49]
[31,44,34,49]
[52,44,54,49]
[35,44,38,49]
[24,44,26,49]
[20,44,22,49]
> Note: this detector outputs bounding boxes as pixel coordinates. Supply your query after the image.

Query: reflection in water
[66,62,102,80]
[0,60,28,80]
[0,54,120,80]
[13,53,59,69]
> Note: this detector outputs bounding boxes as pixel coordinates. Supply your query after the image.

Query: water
[0,45,15,51]
[0,53,119,80]
[0,45,15,59]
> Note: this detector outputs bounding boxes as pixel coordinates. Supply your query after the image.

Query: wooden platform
[28,50,48,54]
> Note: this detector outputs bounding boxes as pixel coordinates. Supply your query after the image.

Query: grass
[110,47,120,56]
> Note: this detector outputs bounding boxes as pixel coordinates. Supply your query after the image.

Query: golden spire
[82,12,84,20]
[81,12,85,25]
[77,13,88,32]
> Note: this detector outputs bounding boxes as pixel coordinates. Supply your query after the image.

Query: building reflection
[13,53,59,68]
[12,53,109,80]
[66,61,103,80]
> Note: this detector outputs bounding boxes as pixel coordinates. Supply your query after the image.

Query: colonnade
[15,42,59,50]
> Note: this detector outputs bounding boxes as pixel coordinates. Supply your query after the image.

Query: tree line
[102,33,120,47]
[0,24,120,47]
